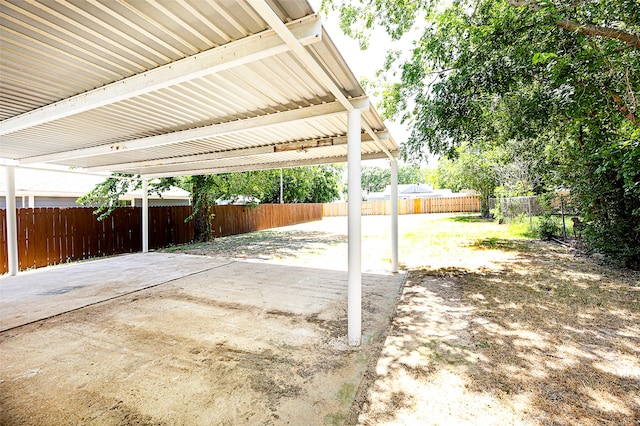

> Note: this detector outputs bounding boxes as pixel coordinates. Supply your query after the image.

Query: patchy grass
[448,251,637,425]
[356,215,640,426]
[338,382,357,405]
[472,237,531,251]
[396,213,537,271]
[450,215,489,223]
[167,213,537,272]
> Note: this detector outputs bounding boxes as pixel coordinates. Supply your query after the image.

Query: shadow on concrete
[167,229,348,260]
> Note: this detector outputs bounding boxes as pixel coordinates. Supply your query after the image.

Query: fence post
[560,195,566,239]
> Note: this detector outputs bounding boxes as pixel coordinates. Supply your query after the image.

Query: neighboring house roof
[398,184,433,194]
[216,195,261,205]
[0,166,189,201]
[365,183,462,201]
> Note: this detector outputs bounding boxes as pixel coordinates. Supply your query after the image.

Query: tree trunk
[481,193,492,218]
[191,176,212,242]
[193,204,211,242]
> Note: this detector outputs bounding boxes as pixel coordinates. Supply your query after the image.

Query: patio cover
[0,0,400,345]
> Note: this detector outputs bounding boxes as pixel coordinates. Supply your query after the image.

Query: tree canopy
[437,143,499,217]
[361,164,424,193]
[79,165,343,242]
[326,0,640,267]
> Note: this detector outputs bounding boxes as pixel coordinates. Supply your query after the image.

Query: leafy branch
[507,0,640,49]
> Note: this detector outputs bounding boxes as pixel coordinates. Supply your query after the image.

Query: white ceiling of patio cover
[0,0,398,177]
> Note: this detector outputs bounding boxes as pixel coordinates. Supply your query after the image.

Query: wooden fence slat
[322,195,480,216]
[209,203,322,238]
[47,208,56,265]
[34,208,48,268]
[16,209,24,270]
[15,209,25,270]
[89,209,99,257]
[48,208,59,266]
[77,209,85,258]
[115,209,125,253]
[59,208,67,263]
[73,209,83,259]
[131,207,139,252]
[21,209,36,270]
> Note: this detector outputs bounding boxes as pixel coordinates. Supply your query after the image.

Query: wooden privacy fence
[210,203,323,237]
[0,206,193,274]
[0,203,323,274]
[323,196,481,217]
[2,198,474,274]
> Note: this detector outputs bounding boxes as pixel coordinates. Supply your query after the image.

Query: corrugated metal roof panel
[1,0,398,177]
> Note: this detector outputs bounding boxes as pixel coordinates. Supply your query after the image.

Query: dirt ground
[0,225,403,425]
[1,214,638,425]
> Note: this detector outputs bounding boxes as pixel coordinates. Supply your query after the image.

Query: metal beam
[362,120,395,160]
[0,14,323,136]
[87,131,387,173]
[143,152,392,179]
[19,98,367,165]
[247,0,394,162]
[248,0,359,113]
[89,146,275,172]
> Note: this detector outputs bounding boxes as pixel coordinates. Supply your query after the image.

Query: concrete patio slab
[0,252,405,425]
[0,252,231,331]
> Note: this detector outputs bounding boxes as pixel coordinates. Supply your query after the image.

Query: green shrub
[536,193,559,240]
[490,201,505,224]
[537,214,559,240]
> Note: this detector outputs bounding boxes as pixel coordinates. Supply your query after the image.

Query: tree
[181,175,215,242]
[77,174,169,221]
[361,164,426,194]
[266,165,343,203]
[79,165,344,242]
[437,143,499,217]
[362,166,390,193]
[304,165,344,203]
[422,167,440,188]
[327,0,640,267]
[398,164,424,185]
[492,138,549,197]
[78,175,215,242]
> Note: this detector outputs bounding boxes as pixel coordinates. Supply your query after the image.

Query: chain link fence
[489,194,580,239]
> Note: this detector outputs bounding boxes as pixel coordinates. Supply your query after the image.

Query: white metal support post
[280,168,284,204]
[5,166,18,276]
[390,158,399,273]
[142,179,149,253]
[347,108,362,347]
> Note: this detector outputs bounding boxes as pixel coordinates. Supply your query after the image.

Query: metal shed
[0,0,400,346]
